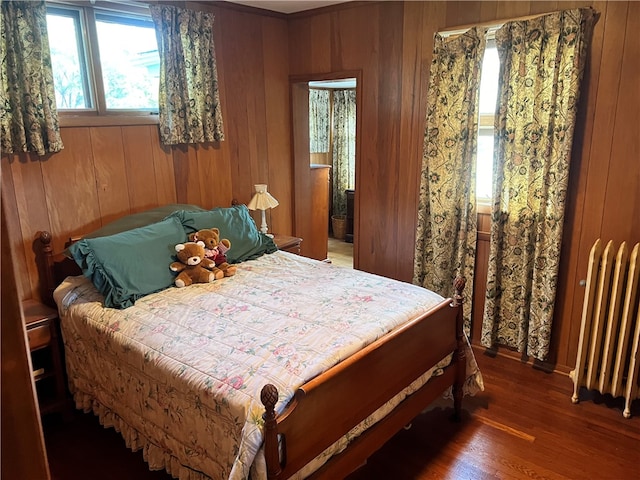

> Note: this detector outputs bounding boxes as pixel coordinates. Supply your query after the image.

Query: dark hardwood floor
[43,349,640,479]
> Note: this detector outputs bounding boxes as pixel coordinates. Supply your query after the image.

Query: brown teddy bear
[169,241,217,287]
[188,228,237,278]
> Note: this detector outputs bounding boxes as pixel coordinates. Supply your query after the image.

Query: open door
[290,71,361,265]
[1,196,51,479]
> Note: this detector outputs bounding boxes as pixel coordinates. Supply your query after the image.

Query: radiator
[570,239,640,418]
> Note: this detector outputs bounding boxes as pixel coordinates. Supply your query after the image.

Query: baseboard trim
[470,342,572,376]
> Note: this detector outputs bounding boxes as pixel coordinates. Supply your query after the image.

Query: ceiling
[225,1,351,14]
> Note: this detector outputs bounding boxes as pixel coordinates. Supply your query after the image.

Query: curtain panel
[0,0,63,156]
[481,8,595,360]
[331,89,356,217]
[413,28,485,334]
[309,88,330,153]
[150,4,224,145]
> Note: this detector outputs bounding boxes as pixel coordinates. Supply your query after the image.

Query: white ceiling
[225,1,351,14]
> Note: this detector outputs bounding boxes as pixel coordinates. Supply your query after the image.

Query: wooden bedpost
[261,383,282,480]
[39,231,56,307]
[451,276,466,422]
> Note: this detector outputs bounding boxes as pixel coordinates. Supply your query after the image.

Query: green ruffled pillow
[167,205,277,263]
[68,216,187,309]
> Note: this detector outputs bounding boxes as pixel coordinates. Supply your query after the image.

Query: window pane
[477,40,499,202]
[476,130,494,200]
[47,9,92,109]
[95,13,159,110]
[479,45,499,115]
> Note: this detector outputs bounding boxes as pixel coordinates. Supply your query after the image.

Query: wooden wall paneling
[329,7,375,272]
[395,2,429,283]
[373,1,403,279]
[311,13,332,72]
[171,145,193,205]
[562,1,628,367]
[195,144,232,208]
[445,1,482,28]
[89,126,130,225]
[528,1,559,16]
[309,153,331,165]
[149,126,177,206]
[288,16,314,75]
[184,146,205,206]
[478,1,499,23]
[472,231,491,345]
[1,163,31,300]
[208,3,234,208]
[40,128,101,253]
[8,155,54,301]
[195,145,216,208]
[340,5,380,275]
[121,126,161,212]
[601,2,639,244]
[472,212,492,345]
[553,1,608,367]
[494,1,533,21]
[262,15,293,236]
[240,16,269,194]
[216,10,256,204]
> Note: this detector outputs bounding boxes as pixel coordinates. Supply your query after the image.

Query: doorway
[290,72,360,268]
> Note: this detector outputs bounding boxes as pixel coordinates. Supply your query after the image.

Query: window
[46,3,159,115]
[46,7,92,109]
[476,40,500,203]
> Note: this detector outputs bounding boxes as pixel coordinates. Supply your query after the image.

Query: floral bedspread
[54,251,482,480]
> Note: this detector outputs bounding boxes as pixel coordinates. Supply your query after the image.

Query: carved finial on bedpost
[451,275,466,422]
[261,384,282,479]
[39,231,56,307]
[452,276,466,307]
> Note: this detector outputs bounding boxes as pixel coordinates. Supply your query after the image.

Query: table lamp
[247,184,279,237]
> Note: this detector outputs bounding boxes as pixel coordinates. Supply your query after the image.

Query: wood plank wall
[2,1,638,373]
[1,3,293,304]
[288,1,640,370]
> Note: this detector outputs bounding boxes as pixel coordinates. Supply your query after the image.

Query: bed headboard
[38,231,81,308]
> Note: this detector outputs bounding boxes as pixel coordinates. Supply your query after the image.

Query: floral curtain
[413,28,485,334]
[0,0,63,156]
[481,8,595,360]
[331,89,356,216]
[309,88,330,153]
[150,4,224,145]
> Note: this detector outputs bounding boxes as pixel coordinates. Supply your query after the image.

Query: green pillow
[83,204,205,239]
[64,204,205,258]
[168,205,277,263]
[68,216,187,309]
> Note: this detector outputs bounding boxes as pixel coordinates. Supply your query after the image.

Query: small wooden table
[23,299,68,417]
[272,234,303,255]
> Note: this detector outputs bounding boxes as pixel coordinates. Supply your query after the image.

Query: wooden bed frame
[38,230,466,480]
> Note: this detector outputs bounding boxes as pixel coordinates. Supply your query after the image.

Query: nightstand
[22,299,68,417]
[272,234,303,255]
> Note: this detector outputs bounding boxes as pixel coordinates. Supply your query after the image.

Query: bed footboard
[261,278,466,479]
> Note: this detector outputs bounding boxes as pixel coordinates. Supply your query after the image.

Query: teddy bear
[169,241,217,287]
[188,228,237,278]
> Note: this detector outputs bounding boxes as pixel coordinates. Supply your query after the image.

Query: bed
[38,204,483,480]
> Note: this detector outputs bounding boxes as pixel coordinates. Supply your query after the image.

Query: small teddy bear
[169,241,217,288]
[189,228,237,278]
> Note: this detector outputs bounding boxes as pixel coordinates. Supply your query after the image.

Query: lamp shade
[247,184,279,211]
[246,184,278,237]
